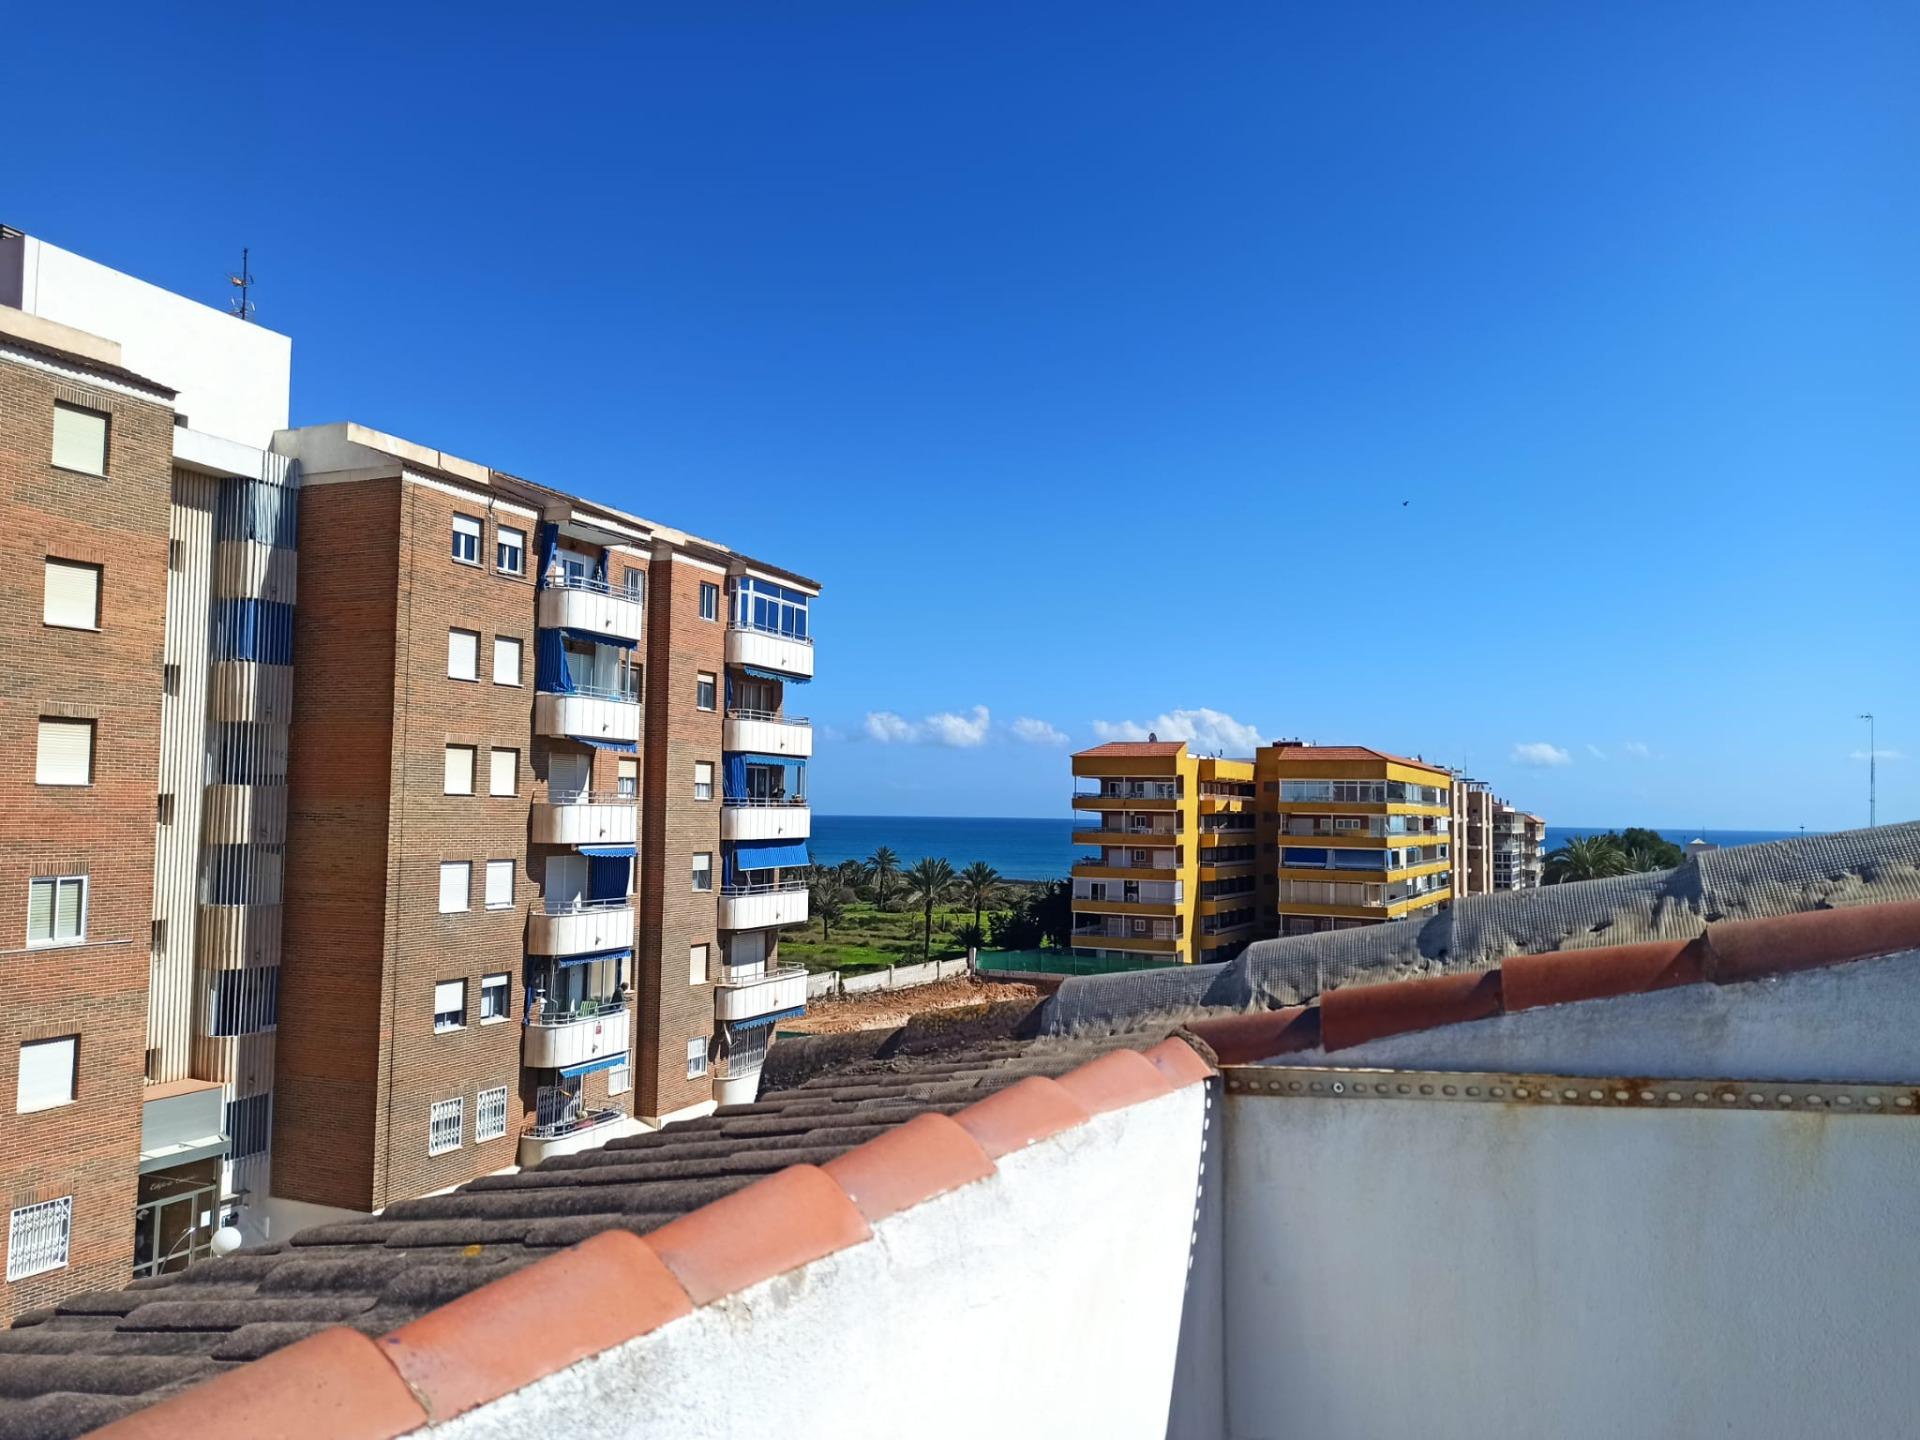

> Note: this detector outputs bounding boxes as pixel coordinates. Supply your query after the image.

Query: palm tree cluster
[799,848,1006,958]
[1542,828,1684,884]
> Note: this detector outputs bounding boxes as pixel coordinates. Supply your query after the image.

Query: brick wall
[637,546,725,1121]
[0,358,172,1320]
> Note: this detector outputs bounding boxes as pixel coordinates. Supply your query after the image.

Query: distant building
[1452,776,1496,897]
[1493,803,1547,889]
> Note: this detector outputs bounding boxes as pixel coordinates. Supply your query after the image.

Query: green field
[780,899,991,974]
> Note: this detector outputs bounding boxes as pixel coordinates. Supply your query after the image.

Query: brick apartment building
[0,230,818,1314]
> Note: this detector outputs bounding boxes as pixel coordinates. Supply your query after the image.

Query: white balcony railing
[517,1108,631,1167]
[531,791,639,847]
[538,579,644,645]
[714,964,808,1023]
[726,625,814,680]
[723,710,814,758]
[720,800,812,842]
[534,690,641,745]
[718,881,810,932]
[527,898,635,956]
[522,1002,631,1070]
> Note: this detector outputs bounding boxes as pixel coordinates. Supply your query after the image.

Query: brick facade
[0,356,173,1319]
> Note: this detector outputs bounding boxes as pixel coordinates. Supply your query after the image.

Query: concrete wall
[9,235,291,448]
[812,956,970,1000]
[433,1084,1207,1440]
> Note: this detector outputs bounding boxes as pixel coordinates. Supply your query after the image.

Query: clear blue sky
[10,2,1916,827]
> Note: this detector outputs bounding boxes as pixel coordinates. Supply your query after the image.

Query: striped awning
[727,1006,805,1033]
[568,735,637,752]
[579,846,636,858]
[738,665,809,684]
[559,1053,627,1080]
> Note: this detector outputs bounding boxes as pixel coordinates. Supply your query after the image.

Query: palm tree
[958,861,1003,942]
[865,845,901,910]
[900,856,957,959]
[1544,833,1630,884]
[834,859,865,893]
[814,886,846,942]
[1622,845,1668,874]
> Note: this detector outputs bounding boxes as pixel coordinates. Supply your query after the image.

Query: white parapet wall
[431,1082,1207,1440]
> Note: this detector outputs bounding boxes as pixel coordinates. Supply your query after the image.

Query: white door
[545,855,588,909]
[727,931,767,970]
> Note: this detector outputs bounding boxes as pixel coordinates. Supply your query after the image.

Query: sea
[808,815,1808,883]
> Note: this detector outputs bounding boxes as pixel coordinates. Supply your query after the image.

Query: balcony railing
[537,578,644,645]
[527,897,635,956]
[717,880,810,931]
[523,1001,631,1070]
[723,709,814,759]
[517,1107,628,1167]
[726,624,814,680]
[715,964,808,1022]
[534,690,641,746]
[532,790,639,847]
[721,799,811,842]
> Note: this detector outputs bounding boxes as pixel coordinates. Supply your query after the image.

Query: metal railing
[526,995,627,1026]
[535,895,634,917]
[729,618,813,645]
[716,963,807,990]
[725,708,811,725]
[537,681,641,703]
[542,572,640,599]
[1073,788,1180,803]
[721,794,810,808]
[545,788,638,806]
[523,1106,625,1141]
[720,877,810,897]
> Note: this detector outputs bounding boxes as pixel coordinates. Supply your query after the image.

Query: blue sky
[9,2,1916,827]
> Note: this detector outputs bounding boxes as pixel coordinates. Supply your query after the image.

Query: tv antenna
[228,248,255,321]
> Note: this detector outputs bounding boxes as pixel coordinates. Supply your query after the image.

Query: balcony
[522,1000,631,1071]
[720,799,812,842]
[1071,828,1181,848]
[531,791,638,847]
[534,689,640,746]
[527,897,635,957]
[718,880,810,931]
[727,624,814,680]
[517,1107,632,1167]
[724,710,814,759]
[1072,790,1178,811]
[714,964,808,1023]
[538,577,644,646]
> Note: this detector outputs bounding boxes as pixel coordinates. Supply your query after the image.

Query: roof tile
[951,1075,1092,1159]
[1705,899,1920,984]
[1054,1050,1174,1115]
[823,1113,996,1223]
[1184,1007,1321,1064]
[1502,938,1707,1011]
[1319,970,1504,1051]
[642,1165,871,1307]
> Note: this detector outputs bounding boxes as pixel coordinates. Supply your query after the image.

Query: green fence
[974,949,1182,978]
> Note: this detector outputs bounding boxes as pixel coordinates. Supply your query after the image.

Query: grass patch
[781,899,986,973]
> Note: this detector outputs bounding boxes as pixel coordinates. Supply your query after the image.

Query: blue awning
[559,1053,628,1079]
[727,1006,805,1033]
[579,846,636,858]
[543,946,632,969]
[731,837,811,870]
[561,625,637,650]
[739,664,809,684]
[732,753,807,769]
[569,735,637,752]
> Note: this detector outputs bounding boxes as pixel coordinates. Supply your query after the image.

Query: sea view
[810,815,1808,881]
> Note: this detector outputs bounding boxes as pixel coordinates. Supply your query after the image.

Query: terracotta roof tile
[1262,743,1441,770]
[1074,741,1186,757]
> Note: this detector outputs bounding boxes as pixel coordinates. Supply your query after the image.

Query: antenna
[228,247,255,321]
[1859,713,1876,828]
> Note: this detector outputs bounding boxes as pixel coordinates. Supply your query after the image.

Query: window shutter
[444,746,474,794]
[492,636,521,685]
[51,404,107,475]
[36,721,93,786]
[485,861,513,908]
[689,944,709,985]
[27,882,54,942]
[490,748,517,795]
[438,862,469,913]
[16,1038,76,1113]
[43,561,100,629]
[433,980,465,1014]
[447,630,478,679]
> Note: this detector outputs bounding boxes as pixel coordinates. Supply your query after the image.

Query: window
[475,1086,509,1141]
[480,973,510,1022]
[444,744,476,795]
[695,672,717,711]
[733,576,811,639]
[608,1062,631,1096]
[51,402,108,475]
[496,525,525,576]
[433,979,467,1033]
[209,967,279,1036]
[157,794,174,825]
[226,1092,271,1159]
[686,1037,708,1078]
[617,759,637,798]
[692,853,713,892]
[7,1197,73,1282]
[698,582,719,621]
[694,761,714,801]
[16,1037,76,1114]
[489,747,519,796]
[492,635,522,686]
[35,719,93,787]
[452,514,482,565]
[429,1097,464,1154]
[43,560,101,629]
[438,861,470,914]
[622,569,644,603]
[689,943,709,986]
[485,860,515,910]
[26,876,86,947]
[448,628,479,680]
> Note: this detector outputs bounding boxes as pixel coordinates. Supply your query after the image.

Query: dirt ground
[780,974,1040,1035]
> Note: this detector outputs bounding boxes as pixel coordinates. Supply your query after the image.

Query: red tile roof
[1262,743,1441,770]
[1075,741,1186,757]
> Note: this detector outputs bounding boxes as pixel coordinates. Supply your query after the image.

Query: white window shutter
[35,721,92,786]
[489,749,517,796]
[27,883,53,942]
[438,862,470,913]
[433,980,465,1014]
[42,562,99,628]
[485,861,513,908]
[493,636,521,685]
[444,746,474,794]
[447,630,478,679]
[51,405,107,474]
[15,1038,76,1113]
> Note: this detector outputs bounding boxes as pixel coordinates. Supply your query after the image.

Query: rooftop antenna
[228,247,255,322]
[1859,713,1876,828]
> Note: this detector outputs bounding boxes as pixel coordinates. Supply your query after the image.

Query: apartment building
[1492,802,1547,889]
[1069,741,1258,967]
[270,423,817,1224]
[0,228,296,1318]
[1452,775,1495,897]
[1255,744,1454,937]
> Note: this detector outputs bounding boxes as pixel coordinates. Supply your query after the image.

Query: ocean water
[810,815,1809,882]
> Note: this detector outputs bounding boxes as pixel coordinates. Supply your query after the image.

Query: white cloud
[1623,740,1651,759]
[1510,742,1572,768]
[923,705,992,748]
[1586,744,1607,761]
[1092,708,1262,755]
[864,711,919,744]
[1011,716,1069,746]
[1851,748,1906,762]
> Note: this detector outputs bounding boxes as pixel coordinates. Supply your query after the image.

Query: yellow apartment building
[1069,741,1258,967]
[1254,745,1455,937]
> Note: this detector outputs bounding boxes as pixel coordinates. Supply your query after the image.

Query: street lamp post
[1859,714,1876,828]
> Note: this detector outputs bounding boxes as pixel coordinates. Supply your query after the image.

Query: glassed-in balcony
[527,897,635,956]
[726,625,814,681]
[537,575,644,646]
[723,709,813,758]
[531,790,639,847]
